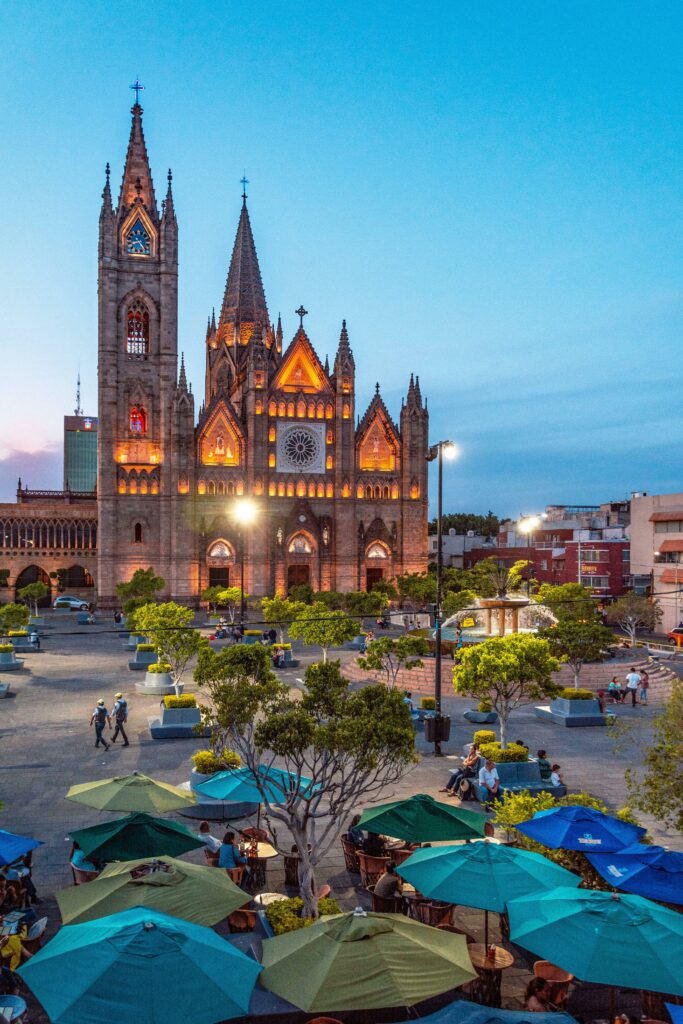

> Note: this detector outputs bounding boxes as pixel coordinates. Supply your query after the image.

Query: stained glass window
[129,406,146,434]
[127,302,149,356]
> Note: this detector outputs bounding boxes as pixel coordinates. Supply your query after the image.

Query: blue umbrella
[515,806,645,852]
[0,829,43,867]
[665,1005,683,1024]
[587,844,683,905]
[384,999,579,1024]
[196,766,317,802]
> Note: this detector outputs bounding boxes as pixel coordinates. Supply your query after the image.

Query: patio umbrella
[359,793,487,844]
[666,1005,683,1024]
[507,886,683,996]
[0,829,43,866]
[69,812,205,862]
[56,855,248,925]
[195,765,317,802]
[18,906,262,1024]
[66,771,196,813]
[514,806,645,852]
[397,841,580,945]
[586,843,683,905]
[259,908,477,1012]
[384,998,579,1024]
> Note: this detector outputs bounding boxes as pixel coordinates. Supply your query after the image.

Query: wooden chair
[366,885,402,914]
[227,908,258,933]
[226,867,245,886]
[71,865,100,885]
[390,847,416,866]
[418,901,455,928]
[241,827,270,843]
[534,960,574,1006]
[340,834,360,874]
[357,851,390,887]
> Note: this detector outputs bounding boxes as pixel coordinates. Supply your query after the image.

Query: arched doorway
[15,565,51,606]
[207,539,235,588]
[286,532,315,594]
[365,541,390,590]
[63,565,94,589]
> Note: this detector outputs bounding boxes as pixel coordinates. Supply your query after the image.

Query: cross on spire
[295,305,308,327]
[241,174,249,199]
[130,77,145,105]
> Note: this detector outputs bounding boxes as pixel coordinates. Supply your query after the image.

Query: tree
[453,633,560,747]
[115,567,165,615]
[217,587,244,624]
[470,558,529,599]
[261,596,306,644]
[605,592,662,646]
[195,649,416,918]
[288,602,357,662]
[539,620,614,688]
[18,581,49,617]
[368,578,398,601]
[288,582,314,604]
[129,601,206,696]
[395,572,436,606]
[0,603,29,632]
[358,634,429,688]
[623,680,683,833]
[442,589,477,619]
[535,582,596,623]
[428,511,501,538]
[342,591,389,618]
[201,586,225,616]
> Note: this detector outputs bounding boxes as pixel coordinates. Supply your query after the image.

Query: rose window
[284,429,320,468]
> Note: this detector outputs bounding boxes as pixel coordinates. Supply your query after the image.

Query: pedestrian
[111,692,130,746]
[90,700,111,750]
[403,691,414,712]
[639,669,649,706]
[625,665,641,707]
[29,631,40,650]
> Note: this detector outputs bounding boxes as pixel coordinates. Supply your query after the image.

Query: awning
[649,511,683,522]
[657,540,683,553]
[658,569,683,585]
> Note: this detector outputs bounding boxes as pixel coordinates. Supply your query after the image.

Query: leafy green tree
[358,634,429,689]
[288,582,314,604]
[314,591,345,610]
[453,633,560,747]
[491,789,647,887]
[216,586,244,624]
[342,591,389,617]
[624,680,683,832]
[368,578,398,601]
[539,620,614,688]
[0,603,29,632]
[428,511,501,538]
[129,601,206,696]
[535,582,596,623]
[18,581,49,617]
[288,602,357,662]
[605,592,663,646]
[201,586,225,616]
[116,567,165,615]
[396,572,436,606]
[469,558,529,599]
[260,596,306,643]
[442,589,477,619]
[195,650,416,918]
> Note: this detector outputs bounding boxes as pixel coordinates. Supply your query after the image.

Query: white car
[53,596,90,611]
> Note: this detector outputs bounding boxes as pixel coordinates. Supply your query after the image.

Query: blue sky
[0,1,680,515]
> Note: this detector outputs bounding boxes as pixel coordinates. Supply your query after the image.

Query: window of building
[126,302,149,356]
[367,542,389,559]
[288,533,312,554]
[539,559,548,570]
[588,575,609,589]
[622,548,630,561]
[581,549,609,562]
[133,522,143,544]
[654,520,683,533]
[129,406,146,434]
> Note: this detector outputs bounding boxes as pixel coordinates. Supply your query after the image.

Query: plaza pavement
[0,615,680,1018]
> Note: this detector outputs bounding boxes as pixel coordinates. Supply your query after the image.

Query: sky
[0,0,680,516]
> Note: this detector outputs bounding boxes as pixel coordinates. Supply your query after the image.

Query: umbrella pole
[484,909,489,947]
[609,986,616,1021]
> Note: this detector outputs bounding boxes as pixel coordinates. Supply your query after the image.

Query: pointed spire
[334,318,355,376]
[118,103,157,217]
[219,198,268,335]
[163,168,174,216]
[375,381,380,395]
[178,352,187,391]
[339,319,350,350]
[414,374,422,405]
[276,313,283,347]
[324,355,330,376]
[211,307,216,333]
[101,162,113,215]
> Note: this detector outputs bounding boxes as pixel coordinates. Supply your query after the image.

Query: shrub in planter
[163,694,197,709]
[479,741,528,763]
[191,749,241,774]
[477,698,493,713]
[473,729,496,746]
[559,687,594,701]
[8,630,29,638]
[243,629,263,637]
[272,643,292,651]
[420,696,436,710]
[265,896,342,935]
[147,662,172,673]
[136,643,155,651]
[0,643,13,654]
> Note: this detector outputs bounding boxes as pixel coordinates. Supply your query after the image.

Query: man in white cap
[90,700,111,750]
[111,693,129,746]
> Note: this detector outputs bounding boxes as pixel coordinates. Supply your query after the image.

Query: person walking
[626,666,641,707]
[90,700,111,750]
[639,669,649,706]
[111,692,130,746]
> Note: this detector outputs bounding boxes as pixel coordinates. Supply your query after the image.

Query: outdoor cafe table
[243,842,279,891]
[467,944,515,1008]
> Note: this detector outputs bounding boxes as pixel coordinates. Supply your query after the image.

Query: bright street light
[233,499,258,626]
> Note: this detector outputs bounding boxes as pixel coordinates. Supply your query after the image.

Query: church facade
[95,101,429,603]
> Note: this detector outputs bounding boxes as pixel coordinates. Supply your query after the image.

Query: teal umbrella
[398,841,580,945]
[195,765,317,802]
[18,906,262,1023]
[508,887,683,996]
[69,812,205,862]
[359,793,487,843]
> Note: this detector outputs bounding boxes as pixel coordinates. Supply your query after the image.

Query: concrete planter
[135,670,175,693]
[463,710,499,724]
[0,650,24,671]
[9,637,34,653]
[536,696,607,728]
[190,766,219,792]
[149,703,209,740]
[0,681,10,698]
[28,616,45,629]
[182,768,258,821]
[128,649,158,671]
[125,635,148,650]
[272,648,297,668]
[241,635,262,645]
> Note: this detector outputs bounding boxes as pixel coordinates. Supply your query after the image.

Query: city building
[630,491,683,632]
[428,530,495,569]
[64,415,98,492]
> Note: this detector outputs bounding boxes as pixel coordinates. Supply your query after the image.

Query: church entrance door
[287,565,310,593]
[366,567,384,590]
[209,567,230,588]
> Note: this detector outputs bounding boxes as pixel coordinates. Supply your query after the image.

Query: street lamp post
[233,499,257,628]
[426,440,457,756]
[518,513,546,595]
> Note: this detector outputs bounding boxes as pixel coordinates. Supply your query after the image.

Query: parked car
[53,596,90,611]
[666,627,683,647]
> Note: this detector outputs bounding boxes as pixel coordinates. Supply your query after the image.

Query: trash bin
[438,714,451,741]
[424,714,451,743]
[424,715,437,742]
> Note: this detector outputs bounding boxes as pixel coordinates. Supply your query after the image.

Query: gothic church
[97,102,429,603]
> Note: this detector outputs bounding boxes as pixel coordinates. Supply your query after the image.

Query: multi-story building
[428,530,495,569]
[64,415,98,492]
[630,491,683,632]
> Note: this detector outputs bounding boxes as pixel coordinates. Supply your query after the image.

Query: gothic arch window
[208,540,234,560]
[278,400,286,417]
[316,401,325,419]
[367,542,389,559]
[308,400,316,418]
[227,481,235,496]
[297,399,306,418]
[308,482,316,498]
[269,482,276,496]
[288,533,313,554]
[287,401,295,418]
[365,485,372,499]
[325,403,334,419]
[126,301,150,357]
[133,522,143,544]
[269,399,277,417]
[317,482,325,498]
[208,481,215,496]
[129,406,147,434]
[326,483,333,498]
[374,486,382,500]
[383,486,390,500]
[296,479,306,497]
[277,482,285,497]
[216,481,225,496]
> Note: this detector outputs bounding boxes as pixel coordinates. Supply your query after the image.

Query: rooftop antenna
[74,371,83,416]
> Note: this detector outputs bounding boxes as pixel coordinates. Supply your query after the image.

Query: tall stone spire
[100,163,113,216]
[118,103,158,218]
[218,198,269,342]
[334,319,355,376]
[178,352,187,391]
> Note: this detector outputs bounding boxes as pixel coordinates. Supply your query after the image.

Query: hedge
[136,643,155,651]
[265,896,342,935]
[559,687,595,701]
[473,729,496,746]
[8,630,29,637]
[479,741,529,763]
[272,643,292,650]
[420,696,436,710]
[191,749,241,774]
[163,694,197,708]
[147,662,172,674]
[0,643,14,653]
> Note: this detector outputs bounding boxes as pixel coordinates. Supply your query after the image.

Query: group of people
[605,666,648,706]
[0,855,41,993]
[89,693,129,750]
[441,744,563,807]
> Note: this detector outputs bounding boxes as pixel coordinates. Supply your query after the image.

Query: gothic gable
[356,394,400,472]
[270,328,332,395]
[196,398,244,466]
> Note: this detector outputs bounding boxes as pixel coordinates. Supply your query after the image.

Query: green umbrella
[508,887,683,996]
[359,793,487,843]
[56,855,248,925]
[260,908,477,1012]
[18,906,262,1024]
[66,771,196,813]
[398,841,580,946]
[69,812,205,862]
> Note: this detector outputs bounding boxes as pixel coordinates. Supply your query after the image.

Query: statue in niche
[215,434,225,456]
[276,526,284,545]
[322,525,329,546]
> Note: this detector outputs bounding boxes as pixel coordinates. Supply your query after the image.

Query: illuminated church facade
[96,102,429,603]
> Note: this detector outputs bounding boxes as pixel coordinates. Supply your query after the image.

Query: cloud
[0,447,62,503]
